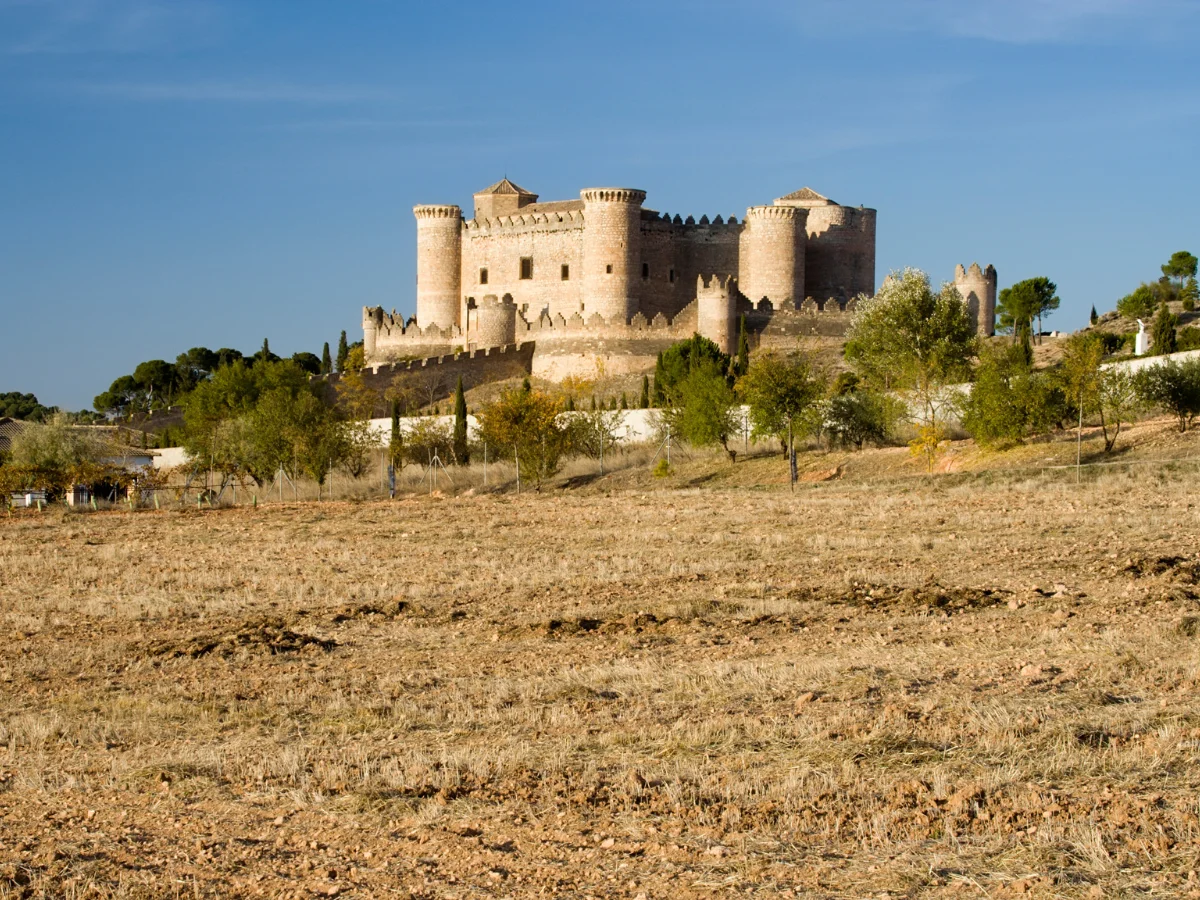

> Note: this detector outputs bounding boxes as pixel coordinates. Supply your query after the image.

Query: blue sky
[1,0,1198,410]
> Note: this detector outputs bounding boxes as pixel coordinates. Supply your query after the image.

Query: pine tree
[1182,276,1199,313]
[735,315,750,376]
[640,375,650,409]
[452,376,469,465]
[1151,301,1178,355]
[321,342,332,375]
[1089,305,1098,326]
[336,331,349,373]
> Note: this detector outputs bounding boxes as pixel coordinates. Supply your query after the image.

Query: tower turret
[580,188,646,322]
[741,205,806,306]
[413,204,463,330]
[362,306,384,360]
[474,293,518,348]
[953,262,998,336]
[696,275,738,354]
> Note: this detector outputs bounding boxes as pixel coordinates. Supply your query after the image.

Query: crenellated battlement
[580,188,646,204]
[746,205,803,222]
[463,208,585,233]
[696,273,738,299]
[413,204,463,220]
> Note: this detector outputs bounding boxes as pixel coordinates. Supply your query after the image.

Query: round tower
[741,205,805,307]
[474,293,518,348]
[580,188,646,322]
[953,263,998,336]
[413,204,463,330]
[362,306,383,362]
[696,275,737,354]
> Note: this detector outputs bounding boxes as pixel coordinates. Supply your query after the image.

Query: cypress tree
[321,342,332,375]
[260,337,270,362]
[336,331,349,373]
[735,315,750,376]
[566,396,576,411]
[1182,276,1198,312]
[620,393,628,410]
[640,375,650,409]
[390,400,400,463]
[1151,301,1178,355]
[652,351,666,406]
[453,376,469,465]
[1089,305,1099,326]
[521,376,532,394]
[590,395,597,411]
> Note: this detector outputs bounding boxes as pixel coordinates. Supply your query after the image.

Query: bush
[822,391,900,450]
[960,345,1067,447]
[403,418,454,467]
[1177,327,1200,352]
[1135,358,1200,432]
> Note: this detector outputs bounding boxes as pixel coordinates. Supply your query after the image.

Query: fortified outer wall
[313,342,535,418]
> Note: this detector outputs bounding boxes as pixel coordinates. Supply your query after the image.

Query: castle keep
[364,179,993,379]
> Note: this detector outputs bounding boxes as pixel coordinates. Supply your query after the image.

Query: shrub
[1135,358,1200,432]
[823,391,900,450]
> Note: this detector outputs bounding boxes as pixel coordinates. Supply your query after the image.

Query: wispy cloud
[77,80,393,104]
[1,0,219,54]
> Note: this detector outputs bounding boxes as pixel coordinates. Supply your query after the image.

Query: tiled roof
[776,187,837,205]
[475,178,535,197]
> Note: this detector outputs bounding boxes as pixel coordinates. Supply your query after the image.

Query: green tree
[823,390,900,451]
[1136,357,1200,432]
[844,268,978,459]
[1162,251,1198,291]
[662,360,740,462]
[321,342,333,375]
[640,375,650,409]
[336,331,349,374]
[0,392,55,421]
[476,388,568,489]
[737,350,824,486]
[1090,305,1099,326]
[452,376,469,465]
[960,344,1066,448]
[652,352,666,406]
[996,277,1059,349]
[657,334,731,402]
[389,400,402,471]
[1151,301,1178,355]
[1117,282,1175,319]
[733,315,750,377]
[291,352,322,375]
[1182,276,1199,312]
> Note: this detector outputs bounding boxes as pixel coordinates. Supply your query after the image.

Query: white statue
[1135,319,1149,356]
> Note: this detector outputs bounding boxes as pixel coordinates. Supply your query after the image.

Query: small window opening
[669,268,675,283]
[642,263,649,280]
[561,264,570,281]
[479,267,488,285]
[520,257,533,280]
[605,263,613,274]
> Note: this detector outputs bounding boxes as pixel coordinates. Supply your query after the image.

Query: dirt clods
[148,616,337,658]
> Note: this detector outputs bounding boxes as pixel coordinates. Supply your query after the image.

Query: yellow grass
[2,424,1200,897]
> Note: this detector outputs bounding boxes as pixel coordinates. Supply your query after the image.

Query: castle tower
[474,293,518,348]
[953,262,998,336]
[774,189,876,304]
[413,204,463,330]
[696,275,738,354]
[740,205,806,307]
[580,188,646,322]
[362,306,384,359]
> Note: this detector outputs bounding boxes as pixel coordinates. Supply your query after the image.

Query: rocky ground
[2,460,1200,897]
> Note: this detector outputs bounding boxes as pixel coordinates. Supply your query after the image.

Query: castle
[362,179,994,379]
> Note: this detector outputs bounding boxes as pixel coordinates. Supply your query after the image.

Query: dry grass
[3,430,1200,897]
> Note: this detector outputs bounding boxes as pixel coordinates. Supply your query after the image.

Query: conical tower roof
[475,178,536,198]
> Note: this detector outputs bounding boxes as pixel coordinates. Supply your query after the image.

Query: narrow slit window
[479,267,488,285]
[669,268,675,283]
[561,264,570,281]
[642,263,649,280]
[520,257,533,280]
[605,264,613,274]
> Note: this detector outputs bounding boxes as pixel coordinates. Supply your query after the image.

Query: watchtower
[413,204,463,330]
[580,188,646,322]
[954,262,998,336]
[741,205,806,307]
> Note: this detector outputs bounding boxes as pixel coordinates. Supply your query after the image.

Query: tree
[1136,358,1200,432]
[452,376,469,465]
[389,400,402,471]
[1162,250,1198,291]
[960,344,1066,448]
[258,338,271,363]
[1118,283,1165,320]
[476,388,568,489]
[321,342,333,376]
[844,268,978,466]
[823,390,900,451]
[1182,276,1199,313]
[733,315,750,378]
[662,360,740,462]
[1151,301,1178,355]
[336,331,349,374]
[652,352,666,406]
[737,350,823,486]
[1095,368,1139,453]
[640,375,650,409]
[658,335,731,402]
[996,277,1059,348]
[291,352,322,375]
[1090,305,1099,326]
[0,392,55,421]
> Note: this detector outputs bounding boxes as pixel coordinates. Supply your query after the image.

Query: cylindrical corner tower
[413,204,463,330]
[580,188,646,322]
[475,294,518,348]
[362,306,383,361]
[953,262,998,337]
[741,205,805,306]
[697,276,737,354]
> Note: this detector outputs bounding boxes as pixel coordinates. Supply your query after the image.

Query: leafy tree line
[93,332,362,418]
[1116,250,1197,319]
